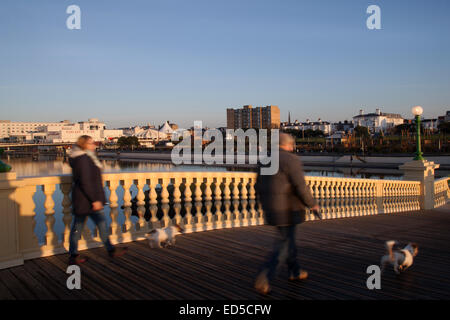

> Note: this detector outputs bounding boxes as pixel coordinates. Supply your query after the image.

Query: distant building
[421,119,439,132]
[331,121,354,133]
[169,123,179,130]
[352,108,404,133]
[134,128,167,147]
[122,126,145,136]
[159,121,175,139]
[226,105,280,129]
[45,119,123,143]
[282,119,332,135]
[0,120,72,139]
[326,131,349,145]
[0,118,123,143]
[444,111,450,122]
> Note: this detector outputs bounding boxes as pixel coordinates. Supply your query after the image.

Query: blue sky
[1,0,449,128]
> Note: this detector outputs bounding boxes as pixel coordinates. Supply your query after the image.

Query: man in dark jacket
[68,135,127,265]
[254,133,320,294]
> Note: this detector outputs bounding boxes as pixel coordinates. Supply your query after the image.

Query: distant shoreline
[97,150,450,171]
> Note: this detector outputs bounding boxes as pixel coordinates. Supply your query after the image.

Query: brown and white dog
[381,240,419,274]
[145,224,184,248]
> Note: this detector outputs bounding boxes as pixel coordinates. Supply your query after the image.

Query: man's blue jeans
[259,225,300,282]
[69,211,114,256]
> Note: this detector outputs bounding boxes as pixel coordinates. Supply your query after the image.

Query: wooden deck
[1,204,449,300]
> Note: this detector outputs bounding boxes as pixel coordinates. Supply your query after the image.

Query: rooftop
[353,112,403,119]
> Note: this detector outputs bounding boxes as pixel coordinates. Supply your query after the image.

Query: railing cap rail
[9,171,423,186]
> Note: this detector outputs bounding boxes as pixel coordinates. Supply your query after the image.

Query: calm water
[5,156,403,180]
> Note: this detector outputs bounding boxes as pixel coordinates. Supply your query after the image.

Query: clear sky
[1,0,449,129]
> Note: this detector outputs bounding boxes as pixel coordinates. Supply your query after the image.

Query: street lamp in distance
[411,106,424,161]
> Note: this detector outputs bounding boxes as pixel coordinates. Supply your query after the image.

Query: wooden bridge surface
[1,205,449,300]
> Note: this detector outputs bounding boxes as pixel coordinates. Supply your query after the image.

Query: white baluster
[194,177,204,231]
[107,179,121,243]
[232,178,241,227]
[122,179,134,240]
[161,178,171,228]
[214,176,223,229]
[248,177,257,226]
[223,177,232,228]
[172,177,182,226]
[135,178,148,233]
[183,177,194,233]
[204,176,214,230]
[43,184,58,247]
[60,183,72,248]
[240,178,249,226]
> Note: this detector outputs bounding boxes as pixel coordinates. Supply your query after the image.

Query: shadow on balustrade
[0,178,27,269]
[123,188,257,231]
[1,178,68,268]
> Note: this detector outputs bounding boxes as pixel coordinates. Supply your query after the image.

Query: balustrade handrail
[433,177,450,208]
[14,171,423,185]
[434,176,450,183]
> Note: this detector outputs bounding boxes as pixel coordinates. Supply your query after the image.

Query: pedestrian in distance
[254,132,321,295]
[68,135,127,265]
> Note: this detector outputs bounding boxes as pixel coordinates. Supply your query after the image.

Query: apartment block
[226,105,280,129]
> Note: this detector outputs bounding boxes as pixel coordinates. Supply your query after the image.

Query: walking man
[254,133,320,294]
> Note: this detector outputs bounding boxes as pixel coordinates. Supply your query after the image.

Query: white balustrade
[434,177,450,208]
[1,170,446,270]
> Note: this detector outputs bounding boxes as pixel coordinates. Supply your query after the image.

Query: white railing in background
[1,170,447,269]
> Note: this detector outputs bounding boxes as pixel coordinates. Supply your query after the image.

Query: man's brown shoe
[68,254,88,265]
[289,270,308,281]
[254,273,271,295]
[254,280,271,295]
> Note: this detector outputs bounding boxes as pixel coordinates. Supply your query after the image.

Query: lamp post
[411,106,424,161]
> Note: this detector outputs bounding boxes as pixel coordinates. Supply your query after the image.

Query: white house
[282,119,332,135]
[352,109,404,133]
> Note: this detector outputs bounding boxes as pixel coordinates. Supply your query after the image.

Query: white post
[399,160,440,210]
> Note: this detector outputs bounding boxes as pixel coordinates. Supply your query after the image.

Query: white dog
[381,240,419,274]
[145,225,183,248]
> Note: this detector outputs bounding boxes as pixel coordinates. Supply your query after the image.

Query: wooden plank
[77,247,172,300]
[125,244,246,299]
[52,250,147,300]
[48,254,120,300]
[25,258,93,300]
[0,275,15,300]
[9,265,58,300]
[181,230,380,299]
[1,206,448,299]
[0,269,36,299]
[160,233,361,299]
[107,247,209,299]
